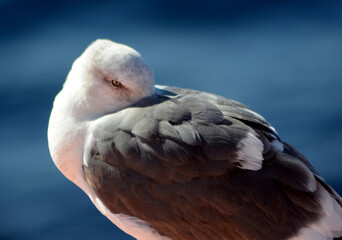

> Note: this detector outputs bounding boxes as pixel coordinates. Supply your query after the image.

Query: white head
[61,39,155,120]
[48,39,155,184]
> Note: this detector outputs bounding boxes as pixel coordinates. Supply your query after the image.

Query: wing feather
[83,86,341,240]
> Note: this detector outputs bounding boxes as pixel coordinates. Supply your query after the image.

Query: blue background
[1,1,341,239]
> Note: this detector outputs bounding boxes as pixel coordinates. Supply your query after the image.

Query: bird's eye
[111,79,121,88]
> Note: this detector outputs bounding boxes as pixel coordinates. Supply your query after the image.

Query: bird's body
[48,39,342,240]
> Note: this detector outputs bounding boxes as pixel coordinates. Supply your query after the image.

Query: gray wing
[83,86,342,240]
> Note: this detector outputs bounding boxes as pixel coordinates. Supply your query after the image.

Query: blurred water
[1,1,342,239]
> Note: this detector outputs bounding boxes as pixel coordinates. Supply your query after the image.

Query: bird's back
[83,86,342,240]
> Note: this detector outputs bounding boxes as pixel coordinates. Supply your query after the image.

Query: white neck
[48,89,90,188]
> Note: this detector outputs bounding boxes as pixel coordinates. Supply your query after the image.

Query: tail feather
[289,182,342,240]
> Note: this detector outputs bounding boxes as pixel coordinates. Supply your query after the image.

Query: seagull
[48,39,342,240]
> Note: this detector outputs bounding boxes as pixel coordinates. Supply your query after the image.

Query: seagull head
[48,39,155,185]
[61,39,155,120]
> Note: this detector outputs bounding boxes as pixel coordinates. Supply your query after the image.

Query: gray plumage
[83,86,342,240]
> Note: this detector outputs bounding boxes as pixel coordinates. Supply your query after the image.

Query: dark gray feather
[83,86,341,240]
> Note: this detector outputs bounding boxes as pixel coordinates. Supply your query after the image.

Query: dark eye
[111,79,121,88]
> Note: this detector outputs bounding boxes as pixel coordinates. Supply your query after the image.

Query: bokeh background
[1,0,342,239]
